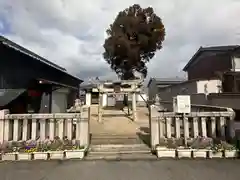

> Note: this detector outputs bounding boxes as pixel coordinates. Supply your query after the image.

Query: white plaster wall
[51,88,69,113]
[196,79,222,94]
[233,56,240,71]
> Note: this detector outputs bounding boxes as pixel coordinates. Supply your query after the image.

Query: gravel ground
[0,159,239,180]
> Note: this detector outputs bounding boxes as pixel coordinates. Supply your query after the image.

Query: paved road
[0,159,239,180]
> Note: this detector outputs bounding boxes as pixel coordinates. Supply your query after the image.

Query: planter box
[33,152,49,160]
[49,151,64,160]
[2,153,18,161]
[208,151,223,158]
[177,149,192,158]
[65,149,86,159]
[156,147,176,158]
[224,150,238,158]
[192,149,207,158]
[18,153,32,160]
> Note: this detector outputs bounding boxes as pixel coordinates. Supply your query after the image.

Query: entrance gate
[97,80,142,122]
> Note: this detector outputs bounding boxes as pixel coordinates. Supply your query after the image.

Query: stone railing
[0,105,90,147]
[149,105,235,150]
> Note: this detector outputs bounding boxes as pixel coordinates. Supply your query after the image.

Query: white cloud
[0,0,239,80]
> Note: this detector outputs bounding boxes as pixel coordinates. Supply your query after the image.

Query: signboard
[173,95,191,114]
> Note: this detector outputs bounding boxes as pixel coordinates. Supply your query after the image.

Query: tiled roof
[0,35,82,82]
[183,45,240,71]
[147,77,186,87]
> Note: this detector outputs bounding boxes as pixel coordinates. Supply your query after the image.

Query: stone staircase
[90,133,145,145]
[85,134,156,160]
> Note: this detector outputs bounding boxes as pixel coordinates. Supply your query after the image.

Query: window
[233,56,240,71]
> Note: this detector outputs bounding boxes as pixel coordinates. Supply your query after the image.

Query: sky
[0,0,239,82]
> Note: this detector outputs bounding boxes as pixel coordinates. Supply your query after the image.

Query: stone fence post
[79,105,90,147]
[149,105,160,150]
[0,109,9,143]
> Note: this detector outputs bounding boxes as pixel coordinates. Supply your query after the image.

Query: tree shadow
[136,127,151,147]
[139,127,150,133]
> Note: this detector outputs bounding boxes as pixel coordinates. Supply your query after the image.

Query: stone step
[85,152,156,160]
[91,134,140,139]
[90,134,145,145]
[91,138,144,145]
[90,144,150,152]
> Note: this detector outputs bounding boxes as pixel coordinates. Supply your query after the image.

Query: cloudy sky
[0,0,239,81]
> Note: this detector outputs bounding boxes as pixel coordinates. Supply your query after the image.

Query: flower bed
[156,137,239,159]
[0,136,87,161]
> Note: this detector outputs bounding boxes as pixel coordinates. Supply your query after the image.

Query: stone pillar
[79,106,90,146]
[58,119,64,139]
[85,92,91,106]
[149,105,159,150]
[49,119,55,140]
[98,93,103,122]
[22,119,28,141]
[31,119,37,140]
[132,92,137,121]
[13,119,19,141]
[102,93,107,107]
[0,109,9,142]
[40,119,46,141]
[67,118,73,140]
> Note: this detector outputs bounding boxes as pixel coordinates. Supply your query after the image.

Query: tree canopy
[103,4,165,80]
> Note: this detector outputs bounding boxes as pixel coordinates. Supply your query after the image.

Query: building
[0,36,83,113]
[148,45,240,114]
[183,45,240,92]
[147,77,185,103]
[157,78,221,105]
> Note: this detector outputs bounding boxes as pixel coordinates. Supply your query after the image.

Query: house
[156,78,221,104]
[0,36,83,113]
[183,45,240,92]
[149,45,240,113]
[147,77,185,103]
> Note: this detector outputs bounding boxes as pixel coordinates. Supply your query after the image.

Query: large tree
[103,4,165,80]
